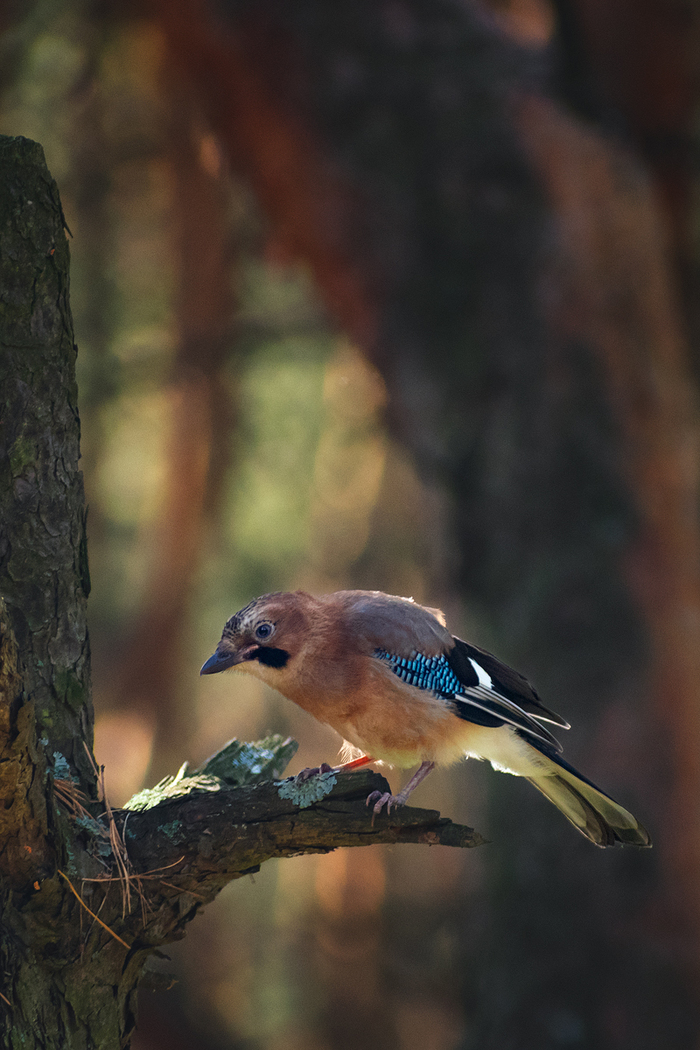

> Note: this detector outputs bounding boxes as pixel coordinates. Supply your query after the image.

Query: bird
[200,589,651,847]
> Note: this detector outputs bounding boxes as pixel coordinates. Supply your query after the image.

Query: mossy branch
[121,766,483,933]
[40,740,484,976]
[70,738,485,951]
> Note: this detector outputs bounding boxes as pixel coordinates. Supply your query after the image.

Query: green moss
[54,669,86,712]
[123,764,221,811]
[9,435,36,476]
[124,738,300,813]
[159,821,182,840]
[199,735,298,786]
[7,434,35,476]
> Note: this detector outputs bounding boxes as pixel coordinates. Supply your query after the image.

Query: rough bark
[0,132,98,1047]
[0,134,91,902]
[0,135,481,1049]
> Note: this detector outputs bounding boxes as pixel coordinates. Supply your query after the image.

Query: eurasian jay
[200,589,650,847]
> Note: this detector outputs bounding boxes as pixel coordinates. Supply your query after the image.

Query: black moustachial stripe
[253,646,290,668]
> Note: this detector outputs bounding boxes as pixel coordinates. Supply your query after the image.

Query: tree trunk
[0,132,121,1049]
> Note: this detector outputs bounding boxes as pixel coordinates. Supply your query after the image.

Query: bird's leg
[294,754,373,784]
[333,754,373,773]
[366,760,436,823]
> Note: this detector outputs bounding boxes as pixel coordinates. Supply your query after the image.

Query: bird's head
[200,591,312,681]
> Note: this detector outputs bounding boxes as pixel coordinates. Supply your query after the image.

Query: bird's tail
[525,744,651,848]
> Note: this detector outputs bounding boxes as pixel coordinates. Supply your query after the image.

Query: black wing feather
[373,637,568,751]
[448,637,570,728]
[450,685,564,751]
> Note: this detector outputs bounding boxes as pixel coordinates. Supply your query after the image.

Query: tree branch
[54,765,484,961]
[123,768,482,918]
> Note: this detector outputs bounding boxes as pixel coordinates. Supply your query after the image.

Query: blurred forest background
[1,0,700,1047]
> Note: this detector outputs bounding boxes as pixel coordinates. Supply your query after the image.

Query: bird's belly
[282,660,550,775]
[327,675,549,775]
[324,673,479,769]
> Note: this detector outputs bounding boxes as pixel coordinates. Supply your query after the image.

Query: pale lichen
[276,771,337,807]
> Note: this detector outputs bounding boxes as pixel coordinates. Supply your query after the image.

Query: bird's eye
[255,622,273,640]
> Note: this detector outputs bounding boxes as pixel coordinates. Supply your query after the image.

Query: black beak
[200,649,241,675]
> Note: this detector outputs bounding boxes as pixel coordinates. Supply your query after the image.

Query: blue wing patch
[373,647,563,749]
[373,648,463,698]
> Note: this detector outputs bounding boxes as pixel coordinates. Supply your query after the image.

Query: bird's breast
[246,643,541,771]
[285,656,476,768]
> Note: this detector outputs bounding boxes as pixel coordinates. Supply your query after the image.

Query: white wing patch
[468,657,493,690]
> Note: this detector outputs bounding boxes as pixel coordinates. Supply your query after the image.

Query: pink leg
[333,754,373,773]
[366,760,436,822]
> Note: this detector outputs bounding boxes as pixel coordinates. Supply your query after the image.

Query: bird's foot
[366,789,405,825]
[295,763,334,784]
[365,761,436,825]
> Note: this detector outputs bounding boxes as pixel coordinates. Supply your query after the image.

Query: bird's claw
[366,789,403,826]
[295,762,334,784]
